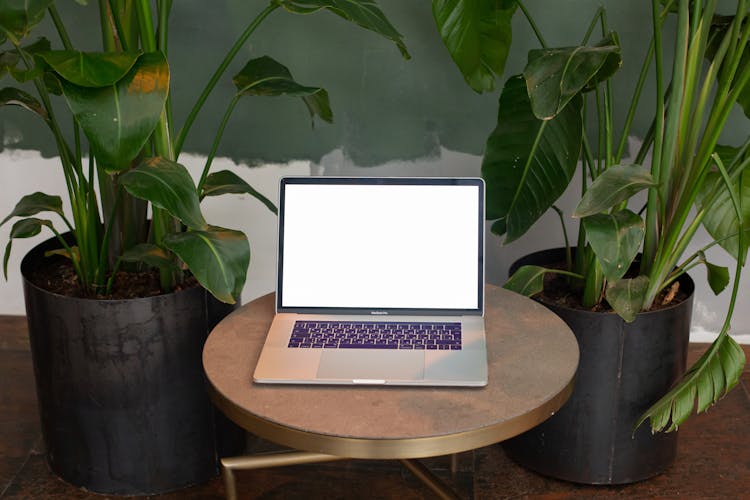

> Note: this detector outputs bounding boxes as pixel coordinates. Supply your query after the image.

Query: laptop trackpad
[317,350,425,381]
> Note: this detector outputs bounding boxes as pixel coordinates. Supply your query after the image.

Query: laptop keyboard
[288,321,462,350]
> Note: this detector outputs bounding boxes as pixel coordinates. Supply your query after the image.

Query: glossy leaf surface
[202,170,278,214]
[276,0,410,59]
[431,0,516,93]
[605,275,649,322]
[0,86,48,122]
[582,209,644,282]
[120,157,207,231]
[503,265,548,297]
[38,50,140,87]
[702,256,730,295]
[120,243,180,273]
[482,75,582,243]
[0,0,54,43]
[698,170,750,261]
[233,56,332,124]
[637,332,745,432]
[1,191,63,226]
[524,33,622,120]
[163,227,250,304]
[574,164,656,218]
[59,51,169,171]
[3,217,52,277]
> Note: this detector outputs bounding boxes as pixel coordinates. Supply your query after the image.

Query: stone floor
[1,314,748,499]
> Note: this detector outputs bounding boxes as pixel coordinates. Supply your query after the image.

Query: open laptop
[253,176,487,386]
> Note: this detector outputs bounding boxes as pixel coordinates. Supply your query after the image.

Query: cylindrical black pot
[503,248,693,485]
[21,234,245,495]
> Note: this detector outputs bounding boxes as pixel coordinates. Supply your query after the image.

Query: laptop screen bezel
[275,177,485,316]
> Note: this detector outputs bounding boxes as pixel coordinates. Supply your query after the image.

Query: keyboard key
[288,320,462,350]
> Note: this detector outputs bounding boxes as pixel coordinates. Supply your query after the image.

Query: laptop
[253,176,487,386]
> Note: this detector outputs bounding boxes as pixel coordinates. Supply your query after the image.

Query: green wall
[6,1,746,168]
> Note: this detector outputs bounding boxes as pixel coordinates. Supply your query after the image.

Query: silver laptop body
[253,177,487,386]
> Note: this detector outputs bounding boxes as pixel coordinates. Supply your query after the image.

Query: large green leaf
[0,0,54,44]
[202,170,278,214]
[574,164,657,217]
[3,217,52,277]
[120,157,207,231]
[524,33,622,120]
[503,265,548,297]
[233,56,332,125]
[482,75,582,243]
[0,86,48,122]
[38,50,141,87]
[637,331,745,433]
[582,209,644,282]
[431,0,517,93]
[1,191,63,226]
[163,227,250,304]
[698,170,750,261]
[58,51,169,171]
[276,0,409,59]
[605,275,649,322]
[119,243,180,273]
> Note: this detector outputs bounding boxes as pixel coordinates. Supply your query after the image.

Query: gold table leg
[221,452,463,500]
[221,451,347,500]
[400,459,462,500]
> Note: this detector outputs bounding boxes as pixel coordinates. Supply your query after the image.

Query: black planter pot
[503,248,693,485]
[21,234,245,495]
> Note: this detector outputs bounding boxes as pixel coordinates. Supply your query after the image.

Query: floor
[1,314,748,499]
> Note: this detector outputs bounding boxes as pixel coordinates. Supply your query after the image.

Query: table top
[203,285,579,459]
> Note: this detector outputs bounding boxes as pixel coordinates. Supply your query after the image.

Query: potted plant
[1,0,408,494]
[433,0,748,484]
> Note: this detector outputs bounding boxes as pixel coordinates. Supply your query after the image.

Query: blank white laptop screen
[278,178,483,312]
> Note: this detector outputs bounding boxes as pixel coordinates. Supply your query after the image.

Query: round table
[203,285,578,499]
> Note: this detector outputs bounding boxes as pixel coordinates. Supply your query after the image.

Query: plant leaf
[605,275,649,322]
[0,86,49,122]
[276,0,410,59]
[58,51,169,171]
[233,56,332,125]
[431,0,517,93]
[3,217,53,278]
[582,209,644,282]
[163,227,250,304]
[698,169,750,261]
[704,258,730,295]
[1,37,49,81]
[1,191,63,226]
[503,265,548,297]
[38,50,141,87]
[0,0,54,43]
[574,164,657,217]
[120,157,207,231]
[524,33,622,120]
[202,170,278,214]
[706,14,750,118]
[636,332,745,433]
[482,75,582,243]
[120,243,180,273]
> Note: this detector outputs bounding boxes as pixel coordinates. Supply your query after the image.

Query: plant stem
[615,40,654,163]
[551,205,572,271]
[175,2,280,157]
[198,94,241,194]
[642,0,668,275]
